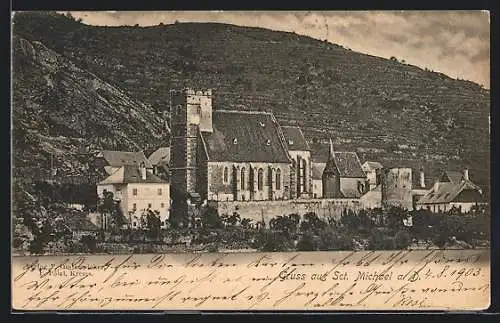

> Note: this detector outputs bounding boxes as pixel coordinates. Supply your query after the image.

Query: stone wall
[212,198,362,224]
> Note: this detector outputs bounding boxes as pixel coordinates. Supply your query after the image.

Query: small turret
[322,138,341,198]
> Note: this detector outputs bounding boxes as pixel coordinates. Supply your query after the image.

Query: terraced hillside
[12,11,490,190]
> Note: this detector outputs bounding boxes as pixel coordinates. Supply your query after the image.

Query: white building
[97,163,170,228]
[311,162,326,198]
[361,161,383,190]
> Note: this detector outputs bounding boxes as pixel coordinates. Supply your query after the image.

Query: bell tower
[169,88,213,196]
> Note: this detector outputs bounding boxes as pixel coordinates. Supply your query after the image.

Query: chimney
[420,167,425,188]
[463,168,469,181]
[433,180,439,192]
[140,162,147,180]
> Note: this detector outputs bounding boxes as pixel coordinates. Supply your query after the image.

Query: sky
[68,11,490,88]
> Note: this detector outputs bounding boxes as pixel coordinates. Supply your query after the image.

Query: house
[58,213,100,240]
[93,150,152,176]
[97,163,170,228]
[360,184,382,209]
[361,161,383,190]
[322,139,368,198]
[169,88,317,206]
[147,147,170,178]
[282,126,312,198]
[415,169,486,213]
[311,162,326,198]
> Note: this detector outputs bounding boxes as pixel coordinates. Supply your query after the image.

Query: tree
[300,212,326,233]
[145,210,161,239]
[240,218,253,229]
[297,233,316,251]
[384,206,408,233]
[394,230,411,249]
[227,212,241,226]
[258,231,292,252]
[80,235,98,253]
[368,229,395,250]
[201,206,223,229]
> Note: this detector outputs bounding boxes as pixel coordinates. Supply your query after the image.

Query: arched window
[258,168,264,190]
[241,167,246,190]
[223,166,229,184]
[302,159,307,190]
[276,168,281,190]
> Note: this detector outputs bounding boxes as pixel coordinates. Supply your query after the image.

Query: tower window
[223,166,229,184]
[266,139,271,146]
[258,168,264,190]
[157,188,162,195]
[132,188,138,196]
[233,138,238,144]
[276,168,281,190]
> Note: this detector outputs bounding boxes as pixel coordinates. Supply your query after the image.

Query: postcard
[11,10,491,311]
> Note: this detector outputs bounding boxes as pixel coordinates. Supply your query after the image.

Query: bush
[368,229,395,250]
[207,244,219,253]
[297,233,316,251]
[256,230,292,252]
[80,235,98,253]
[318,228,354,251]
[394,230,411,249]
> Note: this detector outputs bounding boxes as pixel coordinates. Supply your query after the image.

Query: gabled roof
[440,171,465,184]
[312,162,326,180]
[148,147,170,166]
[281,126,309,151]
[416,180,482,205]
[341,186,364,198]
[97,150,152,168]
[362,161,383,171]
[331,152,366,178]
[200,110,291,163]
[98,165,167,185]
[62,214,100,232]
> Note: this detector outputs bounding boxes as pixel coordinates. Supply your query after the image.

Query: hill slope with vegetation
[12,34,168,182]
[12,11,490,189]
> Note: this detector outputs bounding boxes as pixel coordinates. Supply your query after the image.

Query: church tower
[169,88,213,197]
[322,138,342,198]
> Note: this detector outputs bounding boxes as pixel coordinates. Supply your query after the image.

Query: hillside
[12,11,490,189]
[12,35,168,183]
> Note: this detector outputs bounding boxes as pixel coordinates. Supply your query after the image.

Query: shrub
[368,229,395,250]
[318,229,354,251]
[207,244,219,253]
[297,233,316,251]
[257,230,292,252]
[394,230,411,249]
[80,235,98,253]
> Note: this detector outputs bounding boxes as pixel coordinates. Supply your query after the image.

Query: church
[169,88,313,207]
